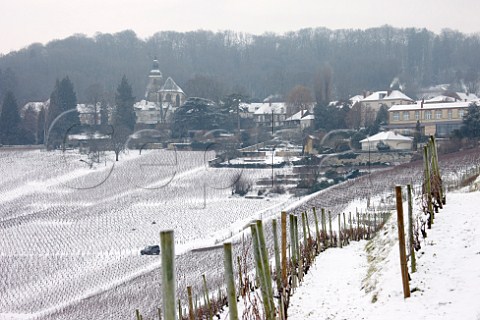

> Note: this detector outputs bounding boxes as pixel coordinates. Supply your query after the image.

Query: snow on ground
[0,149,300,319]
[288,190,480,320]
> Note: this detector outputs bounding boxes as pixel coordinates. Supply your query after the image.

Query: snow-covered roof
[134,100,160,111]
[389,100,476,112]
[362,90,413,102]
[68,132,110,140]
[349,95,364,103]
[160,77,184,94]
[301,115,315,120]
[362,91,388,102]
[253,102,286,115]
[239,102,258,113]
[360,131,412,143]
[285,110,311,121]
[424,95,456,103]
[455,92,478,101]
[384,90,413,101]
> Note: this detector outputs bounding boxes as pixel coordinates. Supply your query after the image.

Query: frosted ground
[1,147,479,319]
[288,188,480,320]
[0,148,297,319]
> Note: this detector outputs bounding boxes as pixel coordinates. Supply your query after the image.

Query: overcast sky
[1,0,479,55]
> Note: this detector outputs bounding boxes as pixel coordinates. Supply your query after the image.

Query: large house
[361,90,414,111]
[387,99,477,137]
[252,102,287,129]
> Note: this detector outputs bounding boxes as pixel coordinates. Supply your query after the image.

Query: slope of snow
[288,190,480,319]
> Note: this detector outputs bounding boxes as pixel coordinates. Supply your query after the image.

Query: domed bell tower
[145,57,163,102]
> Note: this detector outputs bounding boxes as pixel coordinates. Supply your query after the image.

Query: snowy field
[1,147,479,319]
[289,189,480,320]
[0,148,297,319]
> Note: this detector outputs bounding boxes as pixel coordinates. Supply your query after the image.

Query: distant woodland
[1,26,480,106]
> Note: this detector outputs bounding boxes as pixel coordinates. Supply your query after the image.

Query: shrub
[231,172,252,196]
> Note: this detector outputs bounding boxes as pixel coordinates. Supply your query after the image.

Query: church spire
[145,57,163,101]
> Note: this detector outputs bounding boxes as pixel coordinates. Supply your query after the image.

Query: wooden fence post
[313,207,320,246]
[407,184,416,273]
[289,214,296,268]
[338,214,342,248]
[160,230,177,320]
[423,145,434,228]
[356,210,360,240]
[202,274,212,320]
[223,242,238,320]
[293,215,302,282]
[301,212,308,247]
[430,135,444,204]
[187,286,194,320]
[250,223,275,320]
[395,186,411,299]
[281,211,287,288]
[321,208,327,247]
[272,219,285,320]
[328,211,333,247]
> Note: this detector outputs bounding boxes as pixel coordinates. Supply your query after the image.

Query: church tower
[145,57,163,102]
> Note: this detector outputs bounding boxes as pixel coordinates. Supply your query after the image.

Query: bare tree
[286,85,314,117]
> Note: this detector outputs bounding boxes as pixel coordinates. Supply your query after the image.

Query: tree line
[1,26,480,108]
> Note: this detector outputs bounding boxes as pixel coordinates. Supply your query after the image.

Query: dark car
[140,245,160,255]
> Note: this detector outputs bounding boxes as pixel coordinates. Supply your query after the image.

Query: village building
[284,110,314,130]
[386,99,478,137]
[360,131,412,151]
[252,102,287,129]
[361,90,414,111]
[134,58,186,127]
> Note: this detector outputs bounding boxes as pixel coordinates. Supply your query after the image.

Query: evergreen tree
[113,75,136,130]
[220,93,249,133]
[171,97,223,138]
[0,91,21,144]
[37,107,45,144]
[110,76,135,161]
[99,100,110,130]
[21,106,38,144]
[45,77,80,149]
[314,103,345,132]
[459,102,480,138]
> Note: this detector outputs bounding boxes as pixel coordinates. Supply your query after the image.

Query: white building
[252,102,287,128]
[361,90,414,111]
[360,131,412,151]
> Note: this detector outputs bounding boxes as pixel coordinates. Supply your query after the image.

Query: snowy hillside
[289,189,480,320]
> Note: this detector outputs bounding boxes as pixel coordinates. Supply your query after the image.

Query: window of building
[425,110,432,120]
[403,111,410,121]
[459,109,465,119]
[415,111,420,120]
[392,112,400,121]
[435,110,442,119]
[448,109,453,120]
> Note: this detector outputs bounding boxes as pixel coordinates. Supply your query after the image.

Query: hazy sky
[1,0,479,55]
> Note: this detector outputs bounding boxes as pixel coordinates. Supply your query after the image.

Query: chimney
[421,99,424,108]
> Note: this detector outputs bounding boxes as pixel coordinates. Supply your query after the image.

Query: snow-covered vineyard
[1,147,480,319]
